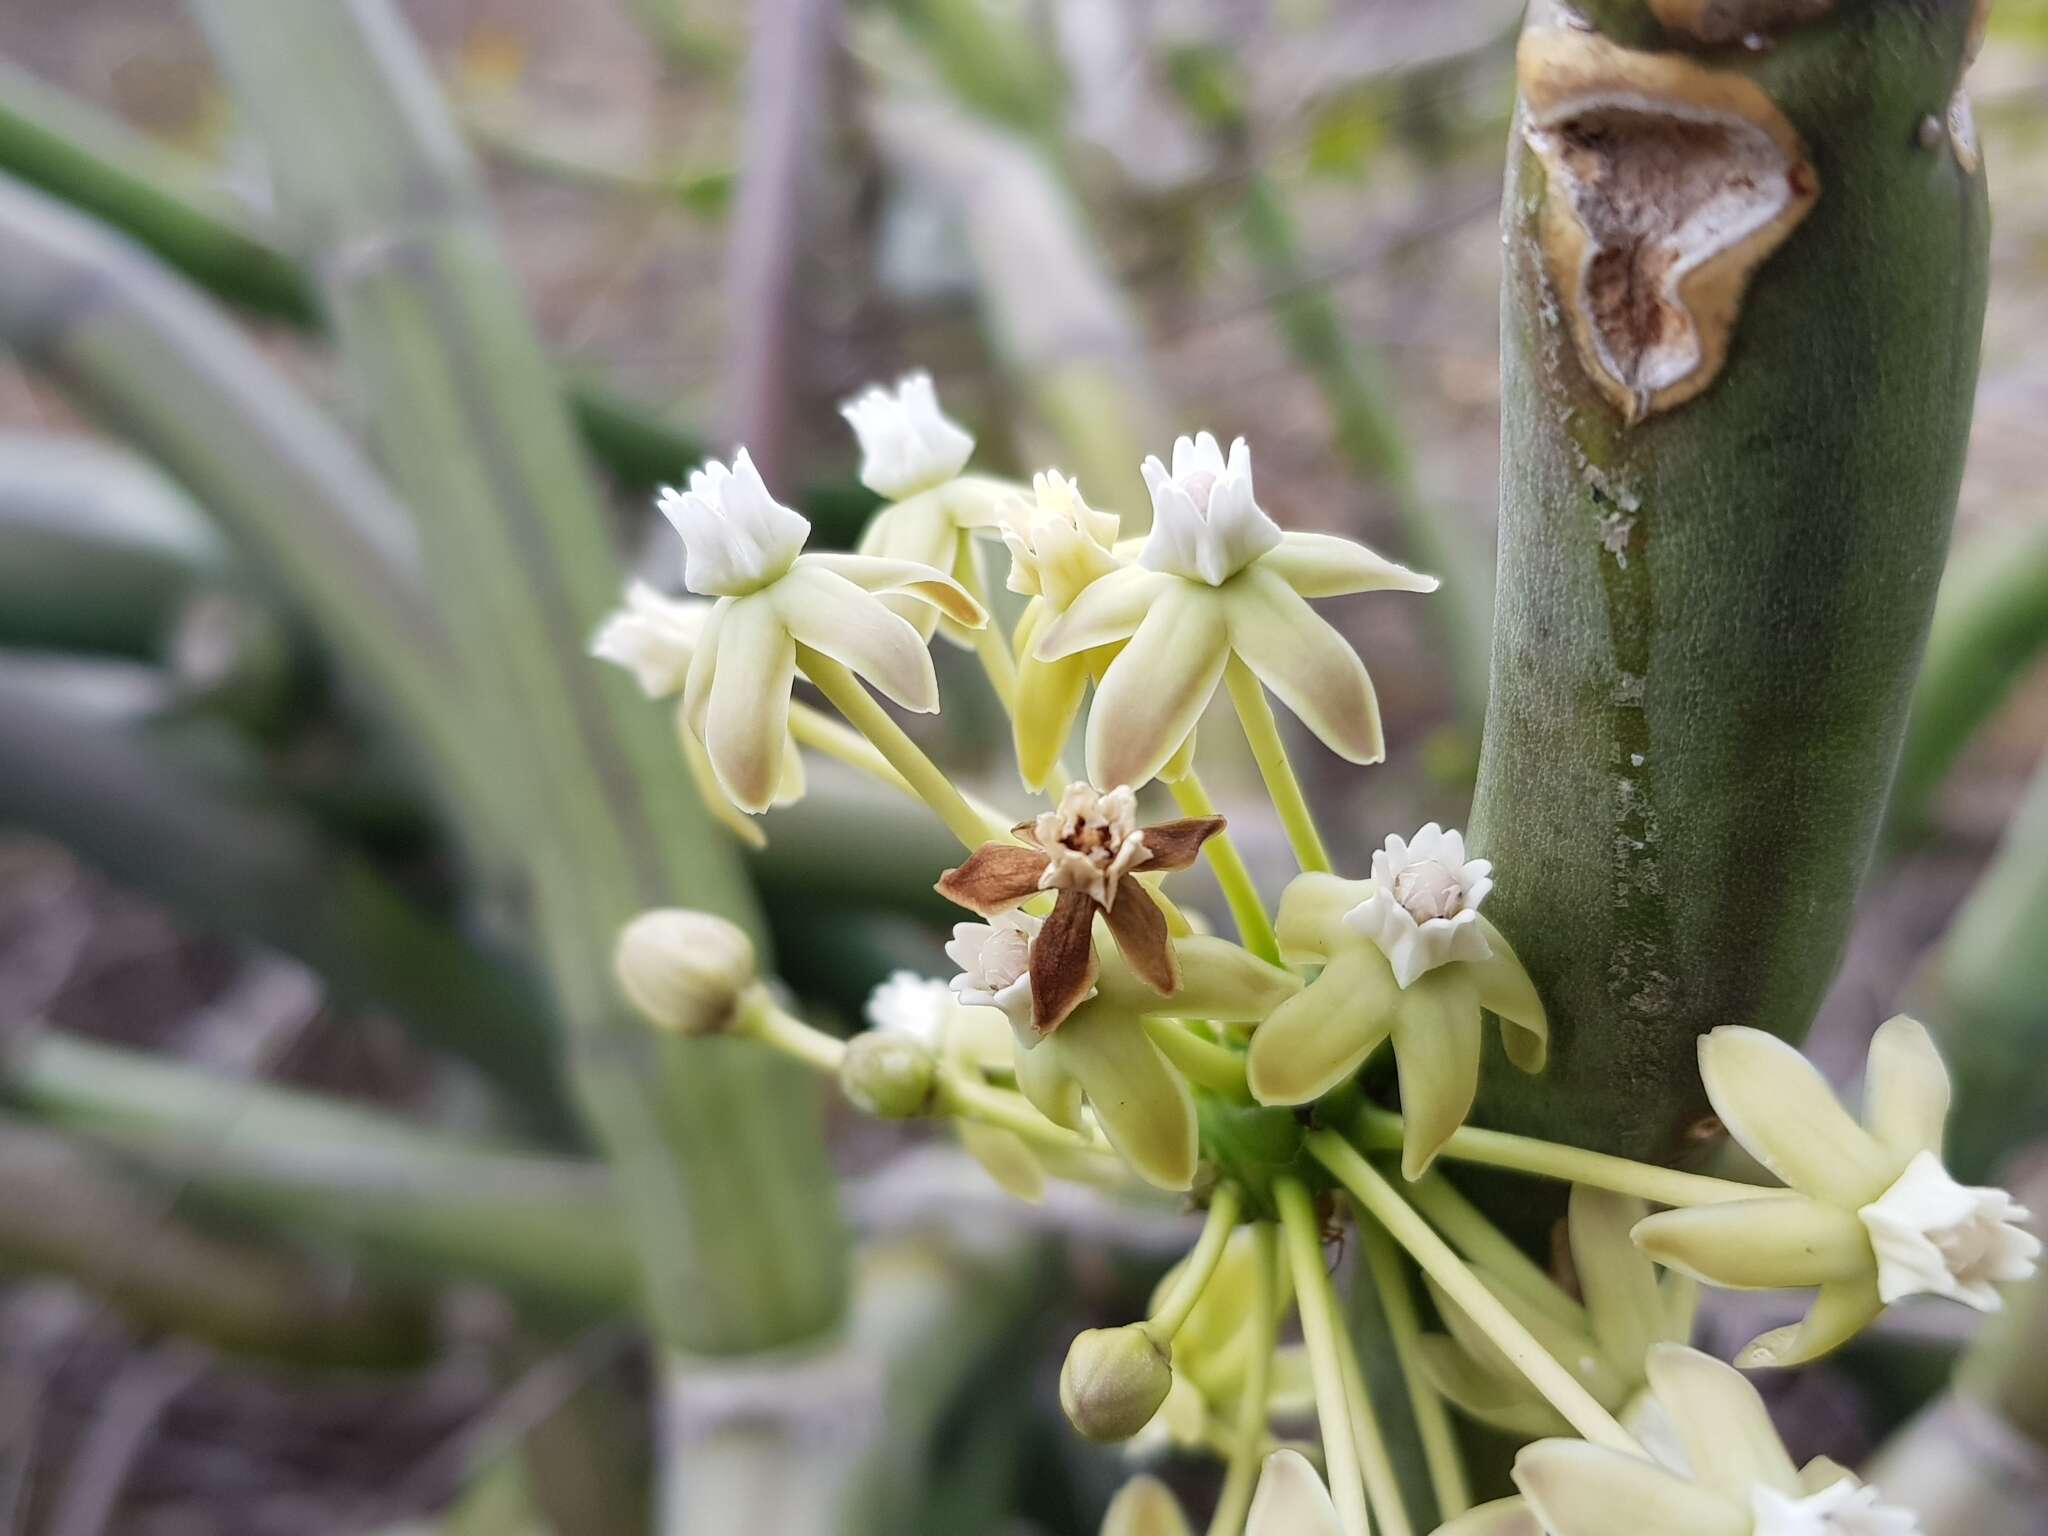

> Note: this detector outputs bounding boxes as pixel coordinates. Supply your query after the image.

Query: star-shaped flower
[1030,432,1436,790]
[661,450,986,812]
[1435,1346,1925,1536]
[1246,846,1546,1178]
[1349,824,1496,987]
[842,373,1013,642]
[936,782,1225,1034]
[948,930,1295,1190]
[1632,1017,2039,1367]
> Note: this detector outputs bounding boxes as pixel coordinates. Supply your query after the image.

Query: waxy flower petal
[841,371,975,500]
[1243,1450,1342,1536]
[1347,824,1495,988]
[1858,1150,2039,1308]
[659,449,810,597]
[1138,432,1282,586]
[589,581,709,698]
[1750,1479,1922,1536]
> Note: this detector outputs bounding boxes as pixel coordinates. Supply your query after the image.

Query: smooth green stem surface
[1170,772,1281,964]
[1309,1133,1638,1454]
[1406,1174,1584,1334]
[1142,1017,1251,1100]
[938,1075,1108,1158]
[748,999,850,1076]
[1335,1288,1415,1536]
[1275,1178,1373,1536]
[1224,657,1332,874]
[1360,1218,1470,1520]
[1352,1107,1774,1209]
[1207,1221,1279,1536]
[797,644,999,849]
[1472,0,1989,1173]
[1149,1184,1243,1341]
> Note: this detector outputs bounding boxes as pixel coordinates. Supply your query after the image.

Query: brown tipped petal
[936,844,1050,915]
[1031,891,1101,1034]
[1104,882,1178,995]
[1137,817,1226,873]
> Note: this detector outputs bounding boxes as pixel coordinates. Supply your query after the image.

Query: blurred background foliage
[0,1,2041,1532]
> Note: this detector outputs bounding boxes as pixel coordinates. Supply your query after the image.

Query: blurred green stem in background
[1885,516,2048,848]
[1470,0,1988,1186]
[189,0,848,1372]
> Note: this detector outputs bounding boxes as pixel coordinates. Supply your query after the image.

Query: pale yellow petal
[1015,1038,1085,1130]
[1514,1440,1746,1536]
[958,1121,1045,1203]
[1473,915,1547,1072]
[1247,949,1395,1106]
[681,594,729,739]
[1272,873,1375,962]
[1430,1496,1545,1536]
[800,549,987,628]
[1698,1027,1896,1205]
[703,594,795,814]
[1259,530,1440,599]
[1055,1011,1197,1191]
[1860,1014,1951,1165]
[1014,651,1093,792]
[1390,968,1482,1179]
[1034,564,1171,658]
[677,711,766,848]
[777,564,940,712]
[1100,1475,1193,1536]
[1571,1187,1669,1374]
[1732,1274,1884,1369]
[1245,1449,1341,1536]
[1086,588,1230,790]
[1632,1196,1873,1290]
[1224,568,1383,764]
[1135,935,1301,1023]
[1414,1336,1569,1439]
[1641,1345,1800,1500]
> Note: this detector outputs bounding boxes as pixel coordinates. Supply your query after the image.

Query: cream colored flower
[1435,1347,1924,1536]
[589,581,708,698]
[1246,868,1545,1178]
[1002,472,1133,790]
[1006,936,1298,1192]
[937,782,1223,1033]
[590,581,801,846]
[1033,433,1437,789]
[665,452,986,812]
[1633,1018,2039,1367]
[945,913,1042,1034]
[1349,824,1496,987]
[1419,1186,1698,1444]
[659,450,810,597]
[841,371,974,501]
[866,970,1013,1074]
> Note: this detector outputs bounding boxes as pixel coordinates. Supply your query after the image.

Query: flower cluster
[596,374,2034,1536]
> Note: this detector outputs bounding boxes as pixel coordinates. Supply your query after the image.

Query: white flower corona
[1858,1149,2040,1308]
[946,912,1042,1032]
[866,971,954,1049]
[1034,782,1149,907]
[658,449,811,597]
[1751,1479,1922,1536]
[1137,432,1283,585]
[589,581,711,698]
[1345,823,1495,988]
[840,371,975,501]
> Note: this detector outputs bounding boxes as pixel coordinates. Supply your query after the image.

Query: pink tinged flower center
[1393,859,1467,922]
[1177,469,1219,512]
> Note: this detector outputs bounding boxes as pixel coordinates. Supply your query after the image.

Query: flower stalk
[1206,1221,1280,1536]
[1275,1177,1374,1536]
[1224,655,1333,875]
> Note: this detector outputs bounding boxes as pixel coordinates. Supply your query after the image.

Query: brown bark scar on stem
[1646,0,1835,46]
[1517,28,1819,424]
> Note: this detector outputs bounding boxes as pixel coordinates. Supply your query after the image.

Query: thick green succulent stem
[1471,0,1987,1166]
[192,0,845,1358]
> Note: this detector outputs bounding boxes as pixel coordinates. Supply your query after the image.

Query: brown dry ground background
[0,2,2042,1531]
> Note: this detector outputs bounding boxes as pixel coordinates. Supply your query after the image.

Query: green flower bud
[613,909,756,1037]
[838,1032,937,1118]
[1059,1324,1173,1443]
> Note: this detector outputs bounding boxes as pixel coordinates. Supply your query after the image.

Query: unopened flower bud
[613,909,756,1037]
[1059,1324,1173,1443]
[838,1032,937,1118]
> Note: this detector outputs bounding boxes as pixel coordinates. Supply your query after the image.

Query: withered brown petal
[1103,882,1179,996]
[1135,816,1225,874]
[936,843,1051,916]
[1030,890,1101,1035]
